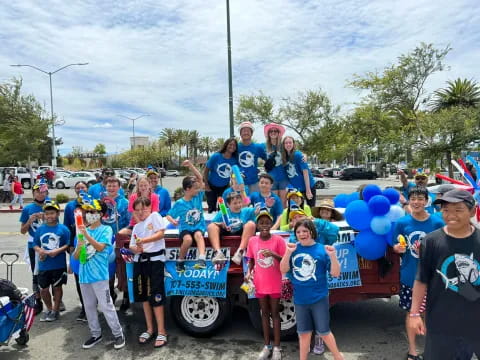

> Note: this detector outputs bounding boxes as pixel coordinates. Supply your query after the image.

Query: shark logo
[286,163,298,179]
[229,217,243,232]
[216,163,232,179]
[31,219,42,233]
[239,151,255,168]
[406,231,425,259]
[257,249,274,268]
[186,209,201,225]
[292,253,317,282]
[85,242,97,260]
[40,232,60,250]
[436,252,480,301]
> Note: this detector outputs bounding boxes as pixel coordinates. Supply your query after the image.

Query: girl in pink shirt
[128,177,159,226]
[245,209,286,360]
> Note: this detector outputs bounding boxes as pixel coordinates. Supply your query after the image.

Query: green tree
[159,128,176,163]
[93,143,106,155]
[188,130,200,162]
[431,78,480,111]
[199,136,214,158]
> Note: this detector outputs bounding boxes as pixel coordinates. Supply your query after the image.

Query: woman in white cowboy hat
[316,199,343,222]
[264,123,289,204]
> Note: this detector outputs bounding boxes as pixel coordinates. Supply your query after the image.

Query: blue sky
[2,0,479,155]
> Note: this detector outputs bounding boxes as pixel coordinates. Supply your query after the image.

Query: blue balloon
[362,184,382,202]
[382,188,400,205]
[334,194,349,208]
[344,200,373,231]
[370,216,392,235]
[386,205,405,222]
[354,230,388,260]
[348,192,360,204]
[368,195,391,216]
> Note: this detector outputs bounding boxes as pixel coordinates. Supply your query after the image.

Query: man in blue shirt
[399,169,435,214]
[88,168,125,200]
[33,200,70,322]
[147,170,171,216]
[237,121,267,193]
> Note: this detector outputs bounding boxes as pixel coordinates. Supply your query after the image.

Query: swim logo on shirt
[239,151,255,168]
[216,163,232,179]
[256,250,274,269]
[292,253,317,282]
[406,231,426,259]
[286,163,298,178]
[39,232,60,250]
[186,209,202,225]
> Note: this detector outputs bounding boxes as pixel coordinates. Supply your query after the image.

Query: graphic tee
[167,191,206,232]
[33,223,70,271]
[206,152,238,187]
[417,228,480,340]
[79,225,113,284]
[266,145,287,182]
[131,212,167,262]
[237,142,267,185]
[247,235,286,295]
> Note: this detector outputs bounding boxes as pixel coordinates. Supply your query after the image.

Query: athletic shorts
[399,283,426,312]
[220,227,243,237]
[256,293,280,299]
[295,296,330,335]
[38,268,67,289]
[179,229,204,242]
[133,260,165,306]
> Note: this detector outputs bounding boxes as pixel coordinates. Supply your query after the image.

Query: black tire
[15,330,29,345]
[170,296,230,337]
[315,181,325,189]
[55,181,65,189]
[247,298,297,340]
[21,180,31,189]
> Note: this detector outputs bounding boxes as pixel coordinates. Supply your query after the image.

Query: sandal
[407,354,423,360]
[154,334,167,348]
[138,331,154,344]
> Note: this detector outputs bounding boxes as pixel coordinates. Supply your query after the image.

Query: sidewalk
[0,202,67,213]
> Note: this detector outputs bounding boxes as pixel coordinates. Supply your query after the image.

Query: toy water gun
[218,197,231,227]
[397,234,407,248]
[74,209,88,264]
[231,165,250,205]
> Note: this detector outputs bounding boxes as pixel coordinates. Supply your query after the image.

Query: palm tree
[188,130,200,163]
[199,136,214,158]
[159,128,176,163]
[431,78,480,111]
[213,137,226,152]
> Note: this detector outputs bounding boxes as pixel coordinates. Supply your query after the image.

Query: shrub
[55,193,70,204]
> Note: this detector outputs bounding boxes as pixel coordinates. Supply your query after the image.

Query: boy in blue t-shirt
[20,181,49,313]
[207,192,256,264]
[166,160,207,272]
[392,187,444,359]
[249,173,283,229]
[33,200,70,322]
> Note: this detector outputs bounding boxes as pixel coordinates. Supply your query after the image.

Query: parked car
[166,170,180,177]
[0,167,35,189]
[158,167,167,178]
[55,171,97,189]
[313,176,329,189]
[323,168,341,177]
[311,168,324,177]
[339,167,377,180]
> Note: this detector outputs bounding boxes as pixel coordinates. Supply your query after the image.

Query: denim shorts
[271,178,290,191]
[294,296,330,335]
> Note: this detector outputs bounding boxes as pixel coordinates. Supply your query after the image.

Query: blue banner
[328,242,362,289]
[164,248,230,298]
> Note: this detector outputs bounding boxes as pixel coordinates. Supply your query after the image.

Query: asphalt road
[0,200,425,360]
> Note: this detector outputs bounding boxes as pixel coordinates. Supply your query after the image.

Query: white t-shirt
[131,212,167,262]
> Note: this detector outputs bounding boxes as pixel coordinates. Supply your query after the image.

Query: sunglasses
[415,176,427,180]
[269,129,280,133]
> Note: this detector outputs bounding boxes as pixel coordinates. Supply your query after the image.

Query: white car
[313,176,330,189]
[166,170,180,177]
[55,171,97,189]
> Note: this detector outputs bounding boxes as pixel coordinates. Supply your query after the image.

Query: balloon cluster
[337,185,405,260]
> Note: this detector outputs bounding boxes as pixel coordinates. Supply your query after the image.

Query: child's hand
[78,225,87,236]
[393,243,406,254]
[286,243,297,253]
[135,237,143,245]
[170,218,179,226]
[306,189,313,200]
[261,249,273,257]
[325,245,337,258]
[244,272,251,282]
[181,160,191,167]
[265,197,275,208]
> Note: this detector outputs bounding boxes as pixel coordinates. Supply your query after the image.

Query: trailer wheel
[170,296,230,337]
[247,298,297,340]
[15,329,29,345]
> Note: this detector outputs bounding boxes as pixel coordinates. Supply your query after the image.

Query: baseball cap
[43,200,60,211]
[256,207,273,222]
[430,184,456,195]
[433,189,475,208]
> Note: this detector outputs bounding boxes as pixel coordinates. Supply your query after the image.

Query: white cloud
[1,0,479,154]
[93,122,113,128]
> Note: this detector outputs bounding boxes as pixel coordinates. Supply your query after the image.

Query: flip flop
[138,331,154,344]
[154,334,167,348]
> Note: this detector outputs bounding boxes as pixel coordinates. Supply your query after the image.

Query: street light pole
[117,114,151,149]
[226,0,234,138]
[10,63,89,169]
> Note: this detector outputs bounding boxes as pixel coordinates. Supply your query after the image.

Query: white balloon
[386,205,405,222]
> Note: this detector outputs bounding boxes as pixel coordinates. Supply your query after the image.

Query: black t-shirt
[417,227,480,341]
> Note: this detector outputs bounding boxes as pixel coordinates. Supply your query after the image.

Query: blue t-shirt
[101,195,130,234]
[392,214,444,287]
[402,182,436,214]
[289,242,331,305]
[237,142,267,185]
[153,185,171,216]
[206,152,238,187]
[88,182,125,200]
[212,207,256,232]
[64,199,79,245]
[266,145,287,182]
[221,186,250,204]
[19,202,44,248]
[249,192,283,221]
[284,151,315,192]
[33,223,70,271]
[78,225,113,284]
[288,219,339,246]
[167,191,206,232]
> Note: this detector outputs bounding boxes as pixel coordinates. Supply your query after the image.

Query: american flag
[120,248,134,263]
[23,294,36,332]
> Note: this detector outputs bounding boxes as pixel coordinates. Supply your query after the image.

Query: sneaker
[83,335,102,349]
[39,311,51,322]
[59,301,66,312]
[76,310,87,322]
[193,259,206,269]
[312,336,325,355]
[272,347,282,360]
[212,251,227,264]
[114,335,125,349]
[258,345,272,360]
[231,248,244,265]
[46,310,59,322]
[176,261,186,273]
